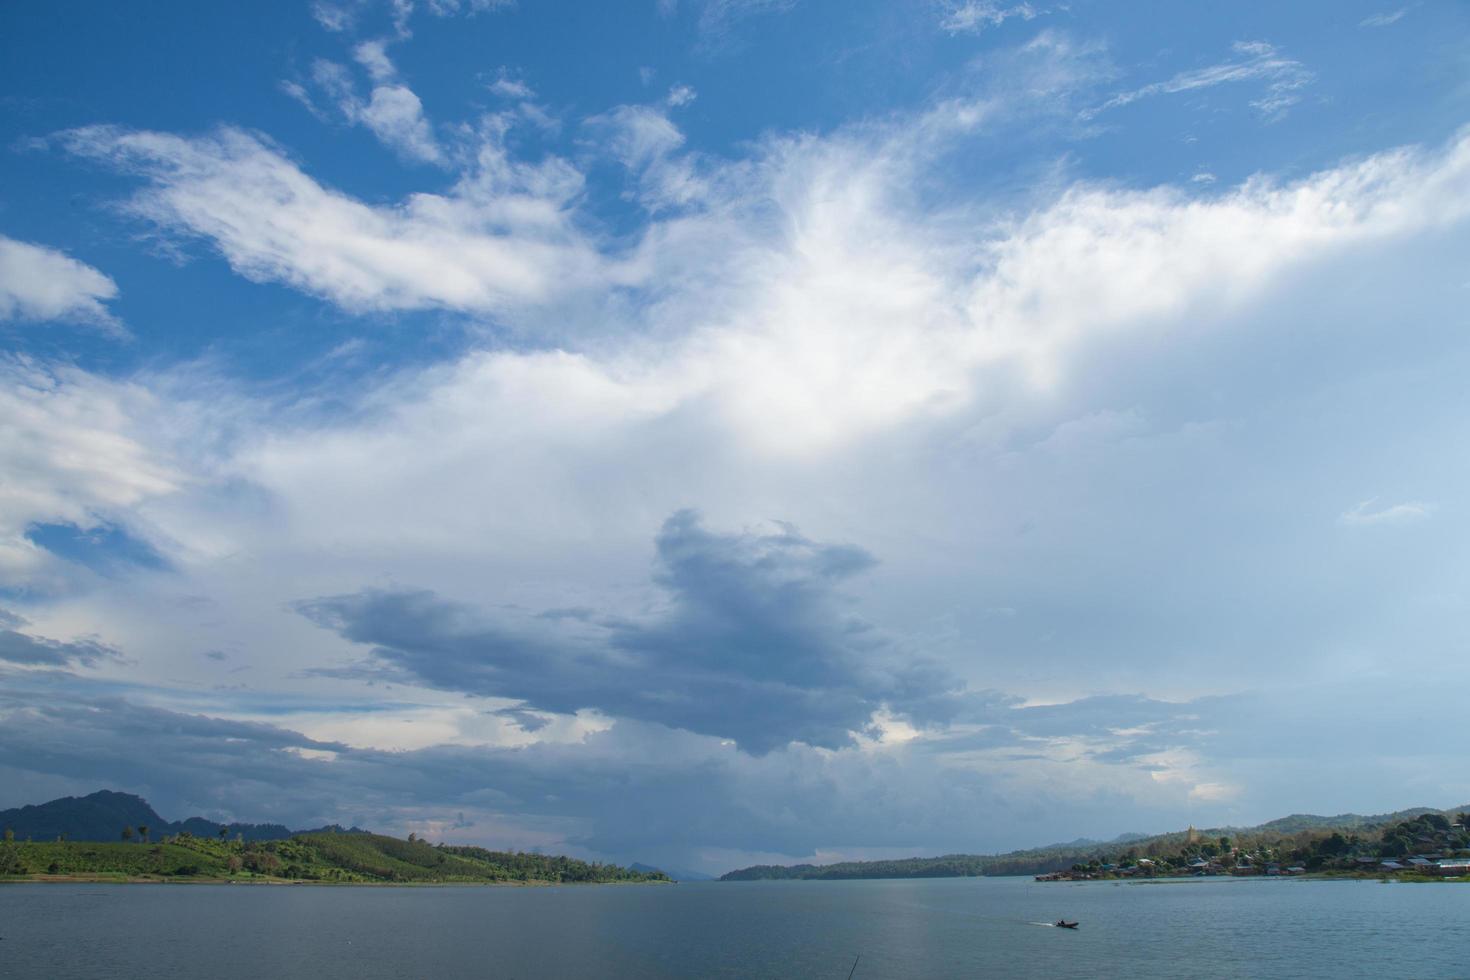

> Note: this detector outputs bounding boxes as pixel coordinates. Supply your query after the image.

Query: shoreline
[0,874,675,888]
[1046,872,1469,885]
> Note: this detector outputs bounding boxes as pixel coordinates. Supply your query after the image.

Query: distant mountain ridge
[720,803,1470,881]
[0,790,364,843]
[630,861,713,881]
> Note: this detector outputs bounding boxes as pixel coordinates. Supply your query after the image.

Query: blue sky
[2,0,1469,872]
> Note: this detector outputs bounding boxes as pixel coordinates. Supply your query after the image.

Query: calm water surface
[1,876,1466,979]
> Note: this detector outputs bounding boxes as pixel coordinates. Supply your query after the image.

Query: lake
[1,876,1466,978]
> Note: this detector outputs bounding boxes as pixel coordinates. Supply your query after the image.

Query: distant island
[0,791,668,885]
[721,805,1470,882]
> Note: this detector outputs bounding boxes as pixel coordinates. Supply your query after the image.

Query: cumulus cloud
[0,358,180,588]
[585,104,706,211]
[55,105,1470,459]
[300,42,444,164]
[3,672,1456,867]
[0,235,121,333]
[1086,40,1315,121]
[297,510,967,753]
[20,53,1470,863]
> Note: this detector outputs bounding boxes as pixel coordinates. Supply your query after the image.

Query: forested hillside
[721,805,1470,880]
[0,790,358,844]
[0,829,669,885]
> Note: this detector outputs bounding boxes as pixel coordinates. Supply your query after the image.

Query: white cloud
[1339,498,1435,526]
[666,83,697,107]
[1087,40,1314,121]
[938,1,1039,35]
[55,112,1470,457]
[0,358,180,588]
[58,125,601,316]
[299,42,445,164]
[354,84,442,163]
[16,102,1470,858]
[586,104,708,211]
[488,72,535,100]
[353,39,397,83]
[0,235,122,333]
[1359,8,1409,28]
[695,0,796,43]
[425,0,515,14]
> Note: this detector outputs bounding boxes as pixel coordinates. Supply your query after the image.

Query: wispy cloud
[691,0,796,48]
[57,124,597,316]
[1359,8,1409,28]
[1339,497,1435,526]
[1086,40,1314,121]
[938,1,1040,35]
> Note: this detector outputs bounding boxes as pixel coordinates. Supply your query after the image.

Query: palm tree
[138,824,150,844]
[219,826,229,842]
[121,826,134,842]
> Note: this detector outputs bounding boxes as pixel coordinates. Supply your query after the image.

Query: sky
[2,0,1469,874]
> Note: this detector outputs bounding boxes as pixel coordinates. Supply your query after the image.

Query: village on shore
[1036,813,1470,882]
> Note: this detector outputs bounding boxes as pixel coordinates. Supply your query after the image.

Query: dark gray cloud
[297,510,969,753]
[0,610,121,667]
[0,686,1175,867]
[2,675,1460,873]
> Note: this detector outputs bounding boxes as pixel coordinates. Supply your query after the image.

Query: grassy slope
[0,832,668,885]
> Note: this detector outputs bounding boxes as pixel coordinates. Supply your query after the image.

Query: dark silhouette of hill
[0,790,364,843]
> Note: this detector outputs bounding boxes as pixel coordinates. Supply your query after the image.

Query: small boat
[1055,920,1079,929]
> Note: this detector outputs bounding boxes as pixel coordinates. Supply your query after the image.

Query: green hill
[720,805,1470,881]
[0,829,669,885]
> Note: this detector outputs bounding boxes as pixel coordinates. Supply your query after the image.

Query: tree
[0,839,23,876]
[121,826,134,842]
[138,824,150,844]
[219,826,229,841]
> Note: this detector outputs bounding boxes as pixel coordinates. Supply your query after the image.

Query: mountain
[0,790,365,843]
[720,804,1470,881]
[1251,807,1446,835]
[630,861,713,881]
